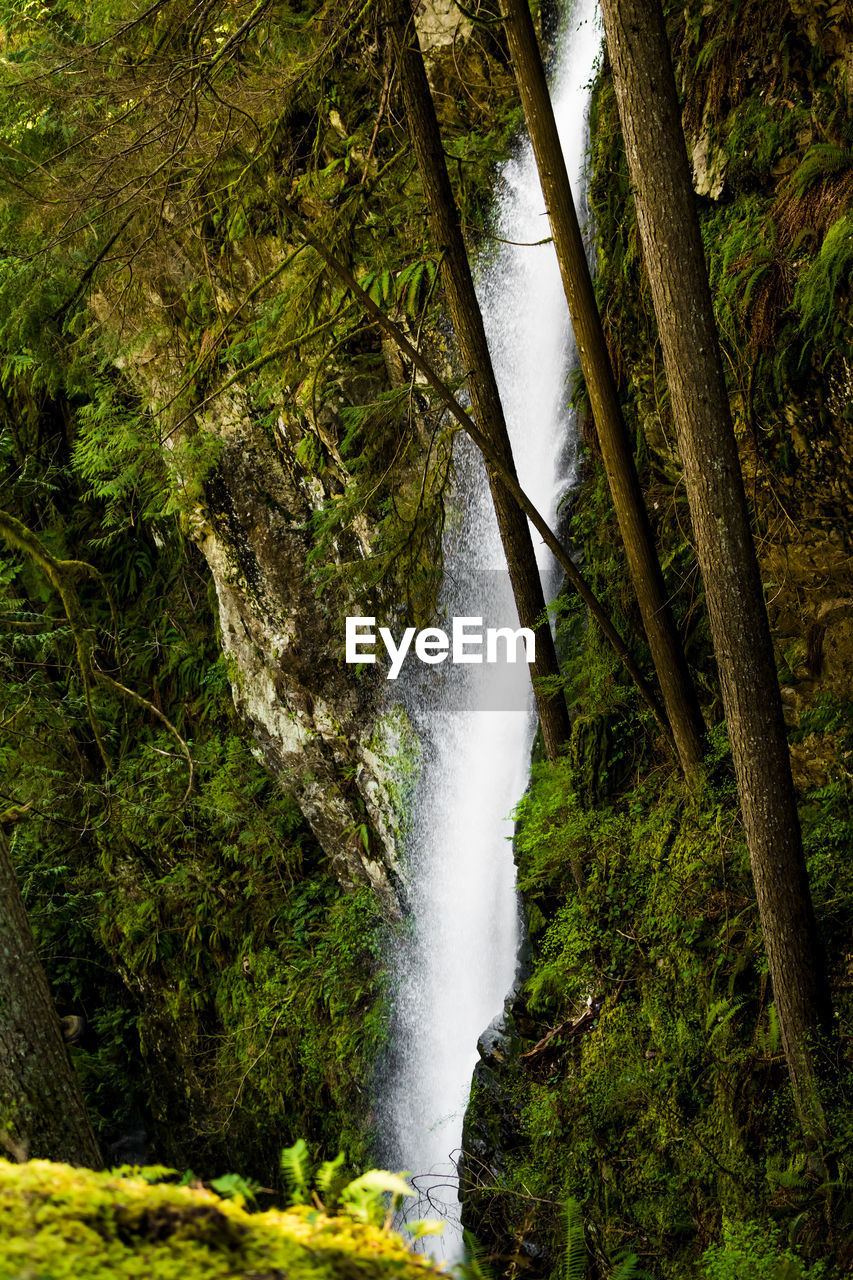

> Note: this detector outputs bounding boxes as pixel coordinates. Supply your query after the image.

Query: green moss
[793,211,853,361]
[0,1160,435,1280]
[463,729,853,1275]
[461,7,853,1257]
[702,1220,827,1280]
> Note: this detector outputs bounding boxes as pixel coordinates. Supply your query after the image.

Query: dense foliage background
[0,0,851,1276]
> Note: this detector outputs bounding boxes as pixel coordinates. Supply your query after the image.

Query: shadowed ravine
[384,0,603,1260]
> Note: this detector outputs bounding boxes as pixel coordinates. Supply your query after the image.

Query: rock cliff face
[97,0,478,919]
[416,0,472,54]
[103,300,409,914]
[192,395,407,917]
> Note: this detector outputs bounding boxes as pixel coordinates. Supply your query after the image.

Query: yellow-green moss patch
[0,1161,437,1280]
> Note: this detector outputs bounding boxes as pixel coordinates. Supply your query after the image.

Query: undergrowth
[460,0,853,1275]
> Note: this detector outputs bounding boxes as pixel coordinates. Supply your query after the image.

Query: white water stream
[385,0,603,1260]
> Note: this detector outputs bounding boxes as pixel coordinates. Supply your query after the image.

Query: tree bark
[0,827,102,1166]
[597,0,832,1139]
[381,0,572,762]
[502,0,705,778]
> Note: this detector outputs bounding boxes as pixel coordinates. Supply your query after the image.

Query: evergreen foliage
[0,0,851,1276]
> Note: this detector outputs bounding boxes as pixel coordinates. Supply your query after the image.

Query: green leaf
[404,1218,445,1239]
[344,1169,413,1198]
[315,1152,346,1203]
[210,1172,257,1202]
[341,1169,413,1223]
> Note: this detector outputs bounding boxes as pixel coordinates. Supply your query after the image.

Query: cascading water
[385,0,603,1259]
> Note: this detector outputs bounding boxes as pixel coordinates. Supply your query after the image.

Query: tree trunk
[597,0,832,1139]
[0,827,102,1166]
[502,0,705,778]
[381,0,572,762]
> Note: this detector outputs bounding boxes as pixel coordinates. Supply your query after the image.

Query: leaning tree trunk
[0,827,102,1166]
[597,0,832,1140]
[381,0,572,761]
[502,0,705,777]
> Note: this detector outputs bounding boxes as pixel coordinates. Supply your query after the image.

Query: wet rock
[193,403,407,919]
[569,710,628,805]
[518,1238,547,1265]
[459,1000,547,1273]
[477,1015,514,1068]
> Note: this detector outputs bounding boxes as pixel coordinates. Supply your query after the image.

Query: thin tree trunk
[381,0,572,762]
[291,211,675,748]
[0,826,102,1166]
[597,0,832,1139]
[502,0,705,778]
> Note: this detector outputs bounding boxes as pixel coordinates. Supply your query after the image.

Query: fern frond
[315,1151,346,1198]
[462,1229,497,1280]
[564,1197,586,1280]
[279,1138,310,1204]
[609,1251,648,1280]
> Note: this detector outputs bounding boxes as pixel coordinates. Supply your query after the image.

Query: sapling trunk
[291,214,675,752]
[381,0,571,762]
[502,0,706,779]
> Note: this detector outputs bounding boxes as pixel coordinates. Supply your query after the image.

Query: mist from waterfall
[384,0,603,1261]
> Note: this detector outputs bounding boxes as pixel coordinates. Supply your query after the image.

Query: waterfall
[384,0,603,1260]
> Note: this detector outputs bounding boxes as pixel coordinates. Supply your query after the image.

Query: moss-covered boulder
[0,1160,437,1280]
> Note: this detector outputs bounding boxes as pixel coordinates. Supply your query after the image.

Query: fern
[280,1138,311,1204]
[609,1253,652,1280]
[794,212,853,357]
[394,259,438,316]
[339,1169,413,1225]
[461,1230,497,1280]
[792,143,853,197]
[564,1197,586,1280]
[757,1003,781,1057]
[314,1152,347,1210]
[315,1152,345,1197]
[705,996,747,1046]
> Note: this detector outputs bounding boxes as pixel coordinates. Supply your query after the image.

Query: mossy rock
[568,711,626,805]
[0,1160,436,1280]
